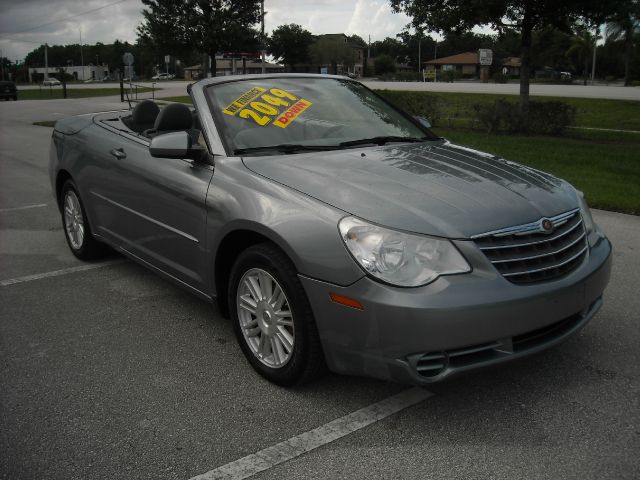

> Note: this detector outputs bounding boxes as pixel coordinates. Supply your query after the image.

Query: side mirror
[414,116,432,129]
[149,131,205,161]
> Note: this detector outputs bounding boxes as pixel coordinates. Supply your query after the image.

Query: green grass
[433,127,640,215]
[377,90,640,131]
[156,91,640,215]
[17,87,154,100]
[160,95,192,104]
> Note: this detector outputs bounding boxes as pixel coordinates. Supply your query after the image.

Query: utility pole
[368,34,371,59]
[44,43,49,80]
[1,49,4,81]
[260,0,266,74]
[591,26,598,84]
[80,29,84,81]
[417,34,421,73]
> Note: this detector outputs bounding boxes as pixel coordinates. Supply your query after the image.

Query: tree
[267,24,313,72]
[567,27,595,84]
[374,54,397,74]
[390,0,617,114]
[606,1,640,85]
[138,0,261,77]
[309,37,355,74]
[371,37,406,61]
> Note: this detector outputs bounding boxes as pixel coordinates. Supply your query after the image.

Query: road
[1,97,639,480]
[17,78,640,101]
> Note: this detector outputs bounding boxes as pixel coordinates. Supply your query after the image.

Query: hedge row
[376,90,576,135]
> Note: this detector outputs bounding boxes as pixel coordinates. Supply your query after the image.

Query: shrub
[377,90,443,126]
[492,71,508,84]
[396,71,423,82]
[472,99,576,135]
[440,70,459,83]
[631,80,640,87]
[374,55,396,75]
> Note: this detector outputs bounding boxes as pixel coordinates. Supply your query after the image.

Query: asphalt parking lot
[1,97,639,480]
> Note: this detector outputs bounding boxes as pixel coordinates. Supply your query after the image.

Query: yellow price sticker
[223,86,267,115]
[223,86,312,128]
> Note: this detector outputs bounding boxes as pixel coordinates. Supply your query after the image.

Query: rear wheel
[229,243,325,386]
[61,180,107,260]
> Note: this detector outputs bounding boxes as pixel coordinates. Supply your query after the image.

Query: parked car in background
[43,78,61,86]
[0,81,17,100]
[151,73,175,80]
[49,74,611,387]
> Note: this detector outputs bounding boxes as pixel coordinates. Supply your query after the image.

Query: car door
[89,124,214,293]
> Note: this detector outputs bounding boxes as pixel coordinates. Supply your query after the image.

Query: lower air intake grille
[472,209,588,284]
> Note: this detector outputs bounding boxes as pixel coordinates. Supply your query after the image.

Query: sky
[0,0,415,62]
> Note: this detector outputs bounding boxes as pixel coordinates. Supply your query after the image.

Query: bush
[473,99,576,135]
[374,55,396,75]
[378,71,423,82]
[440,70,460,83]
[377,90,443,126]
[492,71,508,84]
[631,80,640,87]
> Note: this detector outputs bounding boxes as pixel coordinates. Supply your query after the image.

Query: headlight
[577,190,595,233]
[338,217,471,287]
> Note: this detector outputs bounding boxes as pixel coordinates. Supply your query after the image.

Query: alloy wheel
[63,190,85,250]
[236,268,295,368]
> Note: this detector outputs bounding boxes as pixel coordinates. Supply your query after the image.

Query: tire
[228,243,325,386]
[13,95,18,101]
[60,180,108,260]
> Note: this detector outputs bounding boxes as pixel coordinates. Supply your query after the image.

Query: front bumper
[300,230,612,385]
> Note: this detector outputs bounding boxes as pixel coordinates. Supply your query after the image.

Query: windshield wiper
[338,136,427,148]
[233,144,339,155]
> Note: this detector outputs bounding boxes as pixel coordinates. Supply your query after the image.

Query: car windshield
[205,77,439,156]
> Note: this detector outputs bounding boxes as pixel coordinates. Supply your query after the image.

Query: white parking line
[189,387,431,480]
[0,203,47,213]
[0,259,127,287]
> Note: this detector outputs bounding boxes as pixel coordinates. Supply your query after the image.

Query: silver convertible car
[49,75,612,386]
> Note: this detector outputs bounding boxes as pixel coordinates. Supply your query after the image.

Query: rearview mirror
[414,116,432,129]
[149,131,204,161]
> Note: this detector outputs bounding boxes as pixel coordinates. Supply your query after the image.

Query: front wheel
[61,180,108,260]
[228,244,325,386]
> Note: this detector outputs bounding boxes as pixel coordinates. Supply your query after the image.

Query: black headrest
[131,100,159,125]
[154,103,193,131]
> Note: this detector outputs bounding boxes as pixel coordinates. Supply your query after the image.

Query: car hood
[241,140,579,238]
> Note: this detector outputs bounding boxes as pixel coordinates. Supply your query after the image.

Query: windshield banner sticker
[223,87,267,115]
[273,99,312,128]
[223,87,312,128]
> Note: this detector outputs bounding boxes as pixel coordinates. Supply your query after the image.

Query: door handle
[109,148,126,159]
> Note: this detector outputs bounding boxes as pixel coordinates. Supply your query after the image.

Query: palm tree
[567,28,595,85]
[606,6,640,86]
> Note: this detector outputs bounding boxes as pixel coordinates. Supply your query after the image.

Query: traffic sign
[479,49,493,66]
[122,52,134,66]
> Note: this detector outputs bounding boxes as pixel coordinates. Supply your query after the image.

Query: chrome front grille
[472,208,588,284]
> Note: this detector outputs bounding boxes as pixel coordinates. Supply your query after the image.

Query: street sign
[122,52,134,66]
[479,49,493,66]
[164,55,170,64]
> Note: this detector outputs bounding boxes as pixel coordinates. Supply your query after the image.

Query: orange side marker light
[329,292,364,310]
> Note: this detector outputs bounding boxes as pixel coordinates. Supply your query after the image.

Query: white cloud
[0,0,426,61]
[346,0,411,41]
